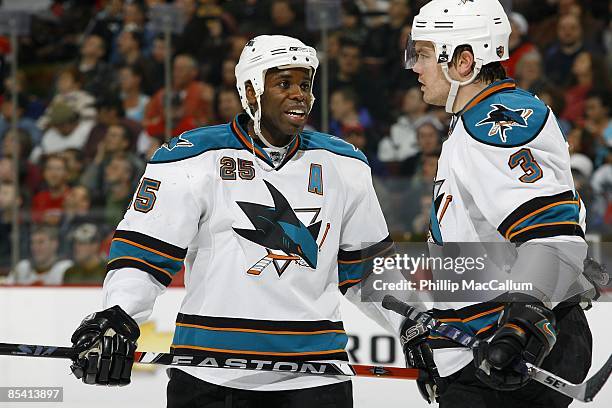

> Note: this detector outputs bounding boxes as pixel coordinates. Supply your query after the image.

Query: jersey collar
[456,78,516,117]
[230,113,301,170]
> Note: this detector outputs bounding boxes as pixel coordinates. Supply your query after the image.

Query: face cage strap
[440,59,483,113]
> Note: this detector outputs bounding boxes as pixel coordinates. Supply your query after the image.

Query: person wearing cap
[30,102,95,164]
[400,0,593,406]
[63,223,106,284]
[68,35,399,406]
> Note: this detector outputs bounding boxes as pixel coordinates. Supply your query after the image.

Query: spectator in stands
[37,66,96,129]
[329,87,373,138]
[378,86,429,164]
[121,1,154,56]
[118,64,150,123]
[31,103,95,163]
[363,0,412,69]
[141,34,168,95]
[590,148,612,231]
[1,128,42,195]
[174,0,208,56]
[502,12,536,79]
[220,58,238,90]
[59,148,85,187]
[327,38,386,124]
[59,185,98,254]
[0,182,26,269]
[78,34,116,98]
[401,118,443,177]
[214,88,242,124]
[583,91,612,166]
[544,13,588,86]
[411,192,434,237]
[268,0,309,43]
[112,26,146,68]
[81,123,144,205]
[85,0,125,60]
[6,225,73,285]
[63,223,107,284]
[102,154,135,227]
[514,50,548,93]
[84,96,149,160]
[31,154,71,226]
[0,93,42,147]
[561,51,609,125]
[144,54,213,140]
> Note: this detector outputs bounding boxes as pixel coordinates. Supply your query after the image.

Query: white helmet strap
[440,59,483,113]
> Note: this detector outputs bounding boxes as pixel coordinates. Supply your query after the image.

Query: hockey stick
[382,295,612,402]
[0,342,425,381]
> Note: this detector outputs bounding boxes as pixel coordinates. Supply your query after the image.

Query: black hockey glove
[70,305,140,386]
[474,293,557,391]
[400,317,443,403]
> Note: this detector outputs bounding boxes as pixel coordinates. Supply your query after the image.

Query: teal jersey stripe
[510,203,579,235]
[172,326,348,354]
[338,262,365,285]
[108,240,183,276]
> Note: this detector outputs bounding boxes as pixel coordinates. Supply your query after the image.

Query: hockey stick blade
[382,295,612,402]
[0,342,424,381]
[527,354,612,402]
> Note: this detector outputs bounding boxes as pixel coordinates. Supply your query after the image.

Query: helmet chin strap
[253,94,280,150]
[440,60,483,113]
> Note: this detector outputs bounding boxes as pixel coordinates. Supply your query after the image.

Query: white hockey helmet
[235,35,319,149]
[405,0,511,112]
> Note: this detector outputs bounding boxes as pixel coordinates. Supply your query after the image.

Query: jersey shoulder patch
[300,130,368,165]
[461,88,549,148]
[149,124,242,163]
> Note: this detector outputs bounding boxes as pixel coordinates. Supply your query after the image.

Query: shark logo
[475,104,533,143]
[234,180,322,276]
[163,135,194,151]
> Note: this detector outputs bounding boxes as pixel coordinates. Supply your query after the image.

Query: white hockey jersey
[102,113,395,390]
[426,79,590,375]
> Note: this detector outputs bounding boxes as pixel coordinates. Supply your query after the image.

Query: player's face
[260,67,312,141]
[411,41,450,107]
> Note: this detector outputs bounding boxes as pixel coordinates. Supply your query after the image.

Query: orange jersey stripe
[504,200,579,239]
[112,237,184,261]
[508,221,579,241]
[463,82,516,113]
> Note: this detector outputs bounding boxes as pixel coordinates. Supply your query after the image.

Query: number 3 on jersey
[508,148,543,183]
[134,178,161,213]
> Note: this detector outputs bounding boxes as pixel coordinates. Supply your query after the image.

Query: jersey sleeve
[459,107,584,244]
[106,158,205,288]
[337,161,393,294]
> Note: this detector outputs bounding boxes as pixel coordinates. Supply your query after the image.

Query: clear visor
[404,34,418,70]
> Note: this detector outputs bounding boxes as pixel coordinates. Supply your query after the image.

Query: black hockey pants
[166,368,353,408]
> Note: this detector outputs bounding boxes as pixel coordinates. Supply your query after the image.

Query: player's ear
[454,49,476,79]
[245,81,258,111]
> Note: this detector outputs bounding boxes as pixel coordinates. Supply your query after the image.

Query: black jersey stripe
[497,191,578,239]
[107,258,172,286]
[338,235,394,263]
[509,223,584,243]
[176,314,345,333]
[170,345,349,363]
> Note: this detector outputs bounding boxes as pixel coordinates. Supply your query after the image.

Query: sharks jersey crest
[234,180,323,277]
[475,104,533,143]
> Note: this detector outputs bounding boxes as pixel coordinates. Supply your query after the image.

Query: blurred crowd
[0,0,610,285]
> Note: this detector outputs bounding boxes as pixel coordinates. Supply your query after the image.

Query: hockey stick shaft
[0,342,424,381]
[382,295,612,402]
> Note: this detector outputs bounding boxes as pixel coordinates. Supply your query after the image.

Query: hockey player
[399,1,593,407]
[68,35,396,407]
